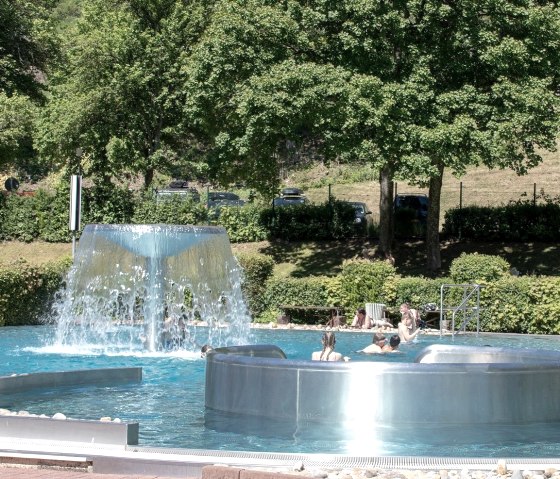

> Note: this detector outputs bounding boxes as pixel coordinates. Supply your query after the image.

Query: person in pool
[200,344,213,358]
[382,334,401,352]
[311,332,349,361]
[360,332,387,354]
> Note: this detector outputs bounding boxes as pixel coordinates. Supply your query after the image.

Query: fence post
[534,183,537,205]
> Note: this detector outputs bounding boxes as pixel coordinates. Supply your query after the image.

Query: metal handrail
[439,284,481,338]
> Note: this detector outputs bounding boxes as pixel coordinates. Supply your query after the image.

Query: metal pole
[534,183,537,206]
[69,174,82,259]
[459,181,463,209]
[328,184,332,204]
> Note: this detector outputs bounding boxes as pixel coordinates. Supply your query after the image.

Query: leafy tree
[187,0,560,274]
[36,0,212,187]
[0,0,58,175]
[0,93,36,173]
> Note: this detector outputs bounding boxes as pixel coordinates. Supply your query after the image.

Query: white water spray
[51,224,251,353]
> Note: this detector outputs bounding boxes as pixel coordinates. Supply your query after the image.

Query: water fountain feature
[52,224,251,352]
[2,223,560,474]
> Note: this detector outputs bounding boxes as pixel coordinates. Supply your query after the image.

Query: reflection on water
[204,409,560,456]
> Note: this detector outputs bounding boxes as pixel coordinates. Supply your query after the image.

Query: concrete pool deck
[1,437,560,478]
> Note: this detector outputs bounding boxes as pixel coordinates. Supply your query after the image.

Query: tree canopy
[3,0,560,273]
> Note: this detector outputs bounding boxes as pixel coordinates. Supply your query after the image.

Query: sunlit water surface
[2,326,560,457]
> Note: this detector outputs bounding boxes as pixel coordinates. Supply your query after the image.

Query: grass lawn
[233,239,559,277]
[2,238,558,278]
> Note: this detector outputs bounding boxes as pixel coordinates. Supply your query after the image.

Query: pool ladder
[439,284,481,338]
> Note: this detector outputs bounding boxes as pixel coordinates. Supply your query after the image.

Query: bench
[278,305,345,326]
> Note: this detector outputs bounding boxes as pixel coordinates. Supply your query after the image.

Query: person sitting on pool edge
[360,332,386,354]
[311,331,349,361]
[351,307,372,329]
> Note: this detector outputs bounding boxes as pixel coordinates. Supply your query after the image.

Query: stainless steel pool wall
[0,367,142,393]
[0,367,142,445]
[205,344,560,424]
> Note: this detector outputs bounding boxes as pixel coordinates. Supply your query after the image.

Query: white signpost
[69,174,82,258]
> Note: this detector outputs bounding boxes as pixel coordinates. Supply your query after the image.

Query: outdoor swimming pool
[2,325,560,457]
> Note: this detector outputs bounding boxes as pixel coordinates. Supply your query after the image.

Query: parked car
[394,194,428,222]
[272,187,309,208]
[394,193,428,237]
[280,187,304,197]
[348,201,374,235]
[207,192,245,208]
[207,191,245,218]
[155,181,200,202]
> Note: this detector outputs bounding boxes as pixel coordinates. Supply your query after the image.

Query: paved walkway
[0,465,183,479]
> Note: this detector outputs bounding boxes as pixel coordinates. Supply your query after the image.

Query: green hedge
[338,260,397,313]
[449,252,511,283]
[132,195,208,225]
[443,202,560,241]
[216,206,268,243]
[235,252,275,316]
[261,276,331,323]
[2,253,560,335]
[260,200,357,241]
[0,257,72,326]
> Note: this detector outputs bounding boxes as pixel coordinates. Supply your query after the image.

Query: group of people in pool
[311,302,423,362]
[200,302,424,362]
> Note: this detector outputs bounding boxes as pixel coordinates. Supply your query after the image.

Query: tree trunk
[378,165,394,262]
[426,163,444,273]
[144,167,154,189]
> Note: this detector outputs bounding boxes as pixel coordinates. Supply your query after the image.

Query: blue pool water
[2,325,560,457]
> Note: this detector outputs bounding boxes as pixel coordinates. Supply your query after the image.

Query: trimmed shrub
[132,195,208,225]
[339,260,397,313]
[0,193,40,242]
[217,206,268,243]
[528,277,560,334]
[260,200,356,241]
[262,276,331,323]
[449,253,511,284]
[443,202,560,241]
[0,257,71,326]
[393,276,450,310]
[475,277,534,333]
[235,252,275,316]
[82,183,135,225]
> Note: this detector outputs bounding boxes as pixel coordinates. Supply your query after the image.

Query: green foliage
[478,277,534,333]
[235,252,274,316]
[82,183,135,225]
[0,194,40,242]
[0,93,37,173]
[216,206,268,243]
[0,258,71,327]
[450,253,511,284]
[339,260,397,313]
[528,277,560,334]
[34,187,73,242]
[443,202,560,242]
[37,0,212,187]
[254,307,282,324]
[260,201,355,241]
[394,276,450,310]
[262,276,331,323]
[132,195,208,225]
